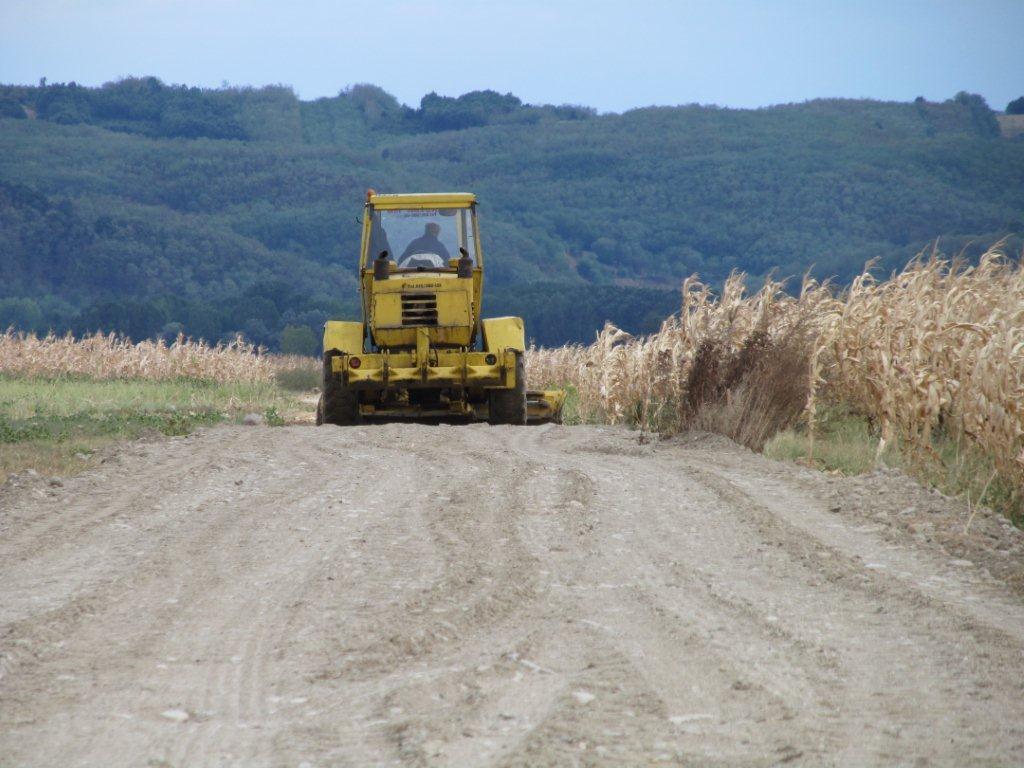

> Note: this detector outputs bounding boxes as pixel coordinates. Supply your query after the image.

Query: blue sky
[1,0,1022,112]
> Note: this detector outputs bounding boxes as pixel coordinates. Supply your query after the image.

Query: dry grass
[683,327,812,451]
[0,331,274,383]
[527,270,828,430]
[528,246,1024,510]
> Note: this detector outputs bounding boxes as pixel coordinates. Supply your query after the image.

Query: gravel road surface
[2,424,1023,766]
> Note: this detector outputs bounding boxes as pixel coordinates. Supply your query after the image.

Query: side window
[463,208,477,263]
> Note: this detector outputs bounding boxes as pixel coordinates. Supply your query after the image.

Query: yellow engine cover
[370,274,474,348]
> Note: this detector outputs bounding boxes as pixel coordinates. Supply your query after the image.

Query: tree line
[1,79,1022,349]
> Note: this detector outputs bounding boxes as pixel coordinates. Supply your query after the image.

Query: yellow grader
[316,191,564,426]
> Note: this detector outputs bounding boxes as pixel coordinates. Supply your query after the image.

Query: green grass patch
[0,377,305,482]
[765,405,896,475]
[0,406,223,443]
[0,378,292,418]
[765,403,1023,525]
[903,432,1022,527]
[557,385,583,425]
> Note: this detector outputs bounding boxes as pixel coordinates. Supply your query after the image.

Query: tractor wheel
[488,352,527,425]
[319,352,360,426]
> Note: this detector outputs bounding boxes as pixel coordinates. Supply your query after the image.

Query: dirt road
[2,424,1023,766]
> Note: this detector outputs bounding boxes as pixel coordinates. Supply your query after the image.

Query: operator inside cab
[399,223,450,268]
[370,206,476,271]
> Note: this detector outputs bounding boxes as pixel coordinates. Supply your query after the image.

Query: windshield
[370,207,476,269]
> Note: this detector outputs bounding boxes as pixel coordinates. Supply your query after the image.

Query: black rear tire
[319,352,361,426]
[488,352,527,425]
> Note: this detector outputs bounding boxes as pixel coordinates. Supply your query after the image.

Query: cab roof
[368,192,476,210]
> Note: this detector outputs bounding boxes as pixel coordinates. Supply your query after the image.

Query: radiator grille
[401,292,438,326]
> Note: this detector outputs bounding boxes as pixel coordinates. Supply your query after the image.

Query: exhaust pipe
[374,251,390,280]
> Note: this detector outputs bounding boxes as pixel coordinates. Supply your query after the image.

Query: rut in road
[1,423,1023,767]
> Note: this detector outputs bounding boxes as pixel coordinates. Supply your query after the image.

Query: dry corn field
[527,246,1024,498]
[0,331,275,383]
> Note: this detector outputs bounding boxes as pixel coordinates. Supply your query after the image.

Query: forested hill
[1,79,1022,349]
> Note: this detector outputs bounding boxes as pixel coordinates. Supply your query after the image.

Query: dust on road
[2,424,1023,766]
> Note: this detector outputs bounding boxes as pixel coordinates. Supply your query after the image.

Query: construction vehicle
[316,191,565,426]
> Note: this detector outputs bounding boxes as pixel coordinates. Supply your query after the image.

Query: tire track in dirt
[683,447,1024,638]
[502,426,844,763]
[503,425,1024,764]
[2,424,1023,766]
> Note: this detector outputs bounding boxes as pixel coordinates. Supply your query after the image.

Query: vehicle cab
[360,192,483,350]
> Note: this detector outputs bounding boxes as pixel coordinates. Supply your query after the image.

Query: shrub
[279,324,319,356]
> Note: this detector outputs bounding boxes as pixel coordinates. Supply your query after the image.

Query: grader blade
[527,389,566,425]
